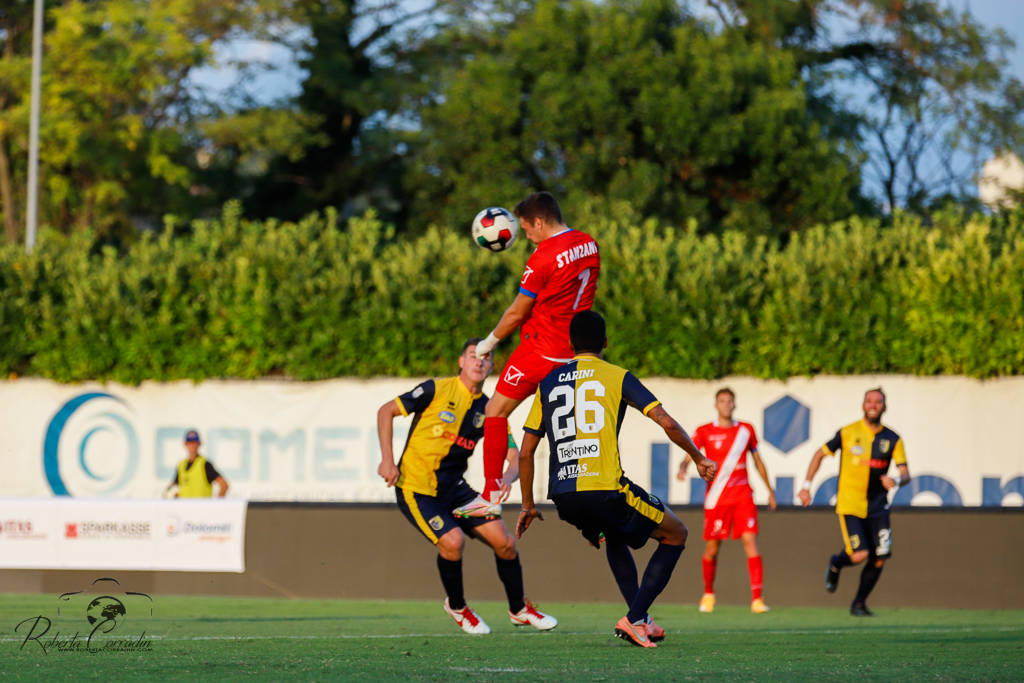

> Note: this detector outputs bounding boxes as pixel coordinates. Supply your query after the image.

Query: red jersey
[692,421,759,509]
[518,228,600,360]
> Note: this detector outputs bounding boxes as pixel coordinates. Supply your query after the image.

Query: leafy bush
[2,204,1023,381]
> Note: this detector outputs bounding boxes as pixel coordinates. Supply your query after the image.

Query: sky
[191,1,1024,105]
[959,0,1024,80]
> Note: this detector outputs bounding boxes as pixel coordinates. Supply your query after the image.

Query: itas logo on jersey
[556,439,600,463]
[556,463,599,480]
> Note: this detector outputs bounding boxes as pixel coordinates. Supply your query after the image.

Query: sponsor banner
[0,499,58,567]
[0,499,245,572]
[1,376,1022,506]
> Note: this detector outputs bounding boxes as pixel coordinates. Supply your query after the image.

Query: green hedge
[2,202,1023,382]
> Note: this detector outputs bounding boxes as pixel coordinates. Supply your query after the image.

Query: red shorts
[494,344,568,401]
[703,497,758,540]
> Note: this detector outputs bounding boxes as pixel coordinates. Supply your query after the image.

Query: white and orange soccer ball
[471,207,519,252]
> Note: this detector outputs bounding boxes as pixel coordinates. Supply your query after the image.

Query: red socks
[702,555,717,594]
[482,416,508,502]
[748,555,764,600]
[703,553,764,600]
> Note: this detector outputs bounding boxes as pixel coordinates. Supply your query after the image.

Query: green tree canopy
[405,0,861,236]
[708,0,1024,211]
[0,0,273,240]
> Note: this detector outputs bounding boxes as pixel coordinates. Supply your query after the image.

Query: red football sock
[748,555,764,601]
[482,416,508,502]
[702,555,717,595]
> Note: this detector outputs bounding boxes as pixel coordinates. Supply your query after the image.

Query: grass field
[1,593,1022,681]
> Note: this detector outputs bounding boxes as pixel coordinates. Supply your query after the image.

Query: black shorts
[839,511,893,559]
[552,477,666,550]
[395,480,492,545]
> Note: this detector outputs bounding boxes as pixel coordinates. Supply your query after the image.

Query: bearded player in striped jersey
[678,388,776,614]
[458,191,601,518]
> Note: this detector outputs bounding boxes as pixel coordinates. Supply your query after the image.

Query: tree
[0,0,271,240]
[405,0,861,236]
[0,0,37,242]
[212,0,466,226]
[707,0,1024,212]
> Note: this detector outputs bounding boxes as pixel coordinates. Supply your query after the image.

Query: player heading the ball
[458,191,601,518]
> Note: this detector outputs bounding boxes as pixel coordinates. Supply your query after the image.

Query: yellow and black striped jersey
[823,419,907,517]
[523,356,661,495]
[395,376,511,496]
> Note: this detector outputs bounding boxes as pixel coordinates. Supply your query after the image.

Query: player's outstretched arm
[515,432,544,538]
[495,444,520,504]
[476,293,535,357]
[798,448,827,506]
[213,476,229,498]
[647,405,716,482]
[883,463,911,491]
[376,400,402,487]
[676,454,692,481]
[750,449,777,510]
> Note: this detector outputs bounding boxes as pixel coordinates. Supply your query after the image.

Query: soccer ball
[472,207,519,252]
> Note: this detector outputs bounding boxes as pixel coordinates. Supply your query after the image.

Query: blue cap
[184,429,201,443]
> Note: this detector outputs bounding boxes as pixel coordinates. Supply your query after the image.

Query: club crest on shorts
[504,365,525,386]
[428,516,444,531]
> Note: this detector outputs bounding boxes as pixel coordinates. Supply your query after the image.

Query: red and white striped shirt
[692,421,758,509]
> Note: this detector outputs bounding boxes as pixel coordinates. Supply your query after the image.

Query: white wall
[2,375,1021,506]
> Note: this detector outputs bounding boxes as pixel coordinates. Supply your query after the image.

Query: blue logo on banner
[43,392,140,496]
[763,395,810,453]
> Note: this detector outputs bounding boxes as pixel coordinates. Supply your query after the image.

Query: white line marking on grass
[0,631,593,643]
[0,625,1019,643]
[450,667,537,673]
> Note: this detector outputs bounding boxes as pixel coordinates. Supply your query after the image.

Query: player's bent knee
[436,530,466,560]
[850,550,869,564]
[484,392,518,418]
[656,511,687,546]
[493,540,516,561]
[493,535,517,560]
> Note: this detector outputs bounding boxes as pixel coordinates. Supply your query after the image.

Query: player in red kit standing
[677,388,777,613]
[456,192,600,518]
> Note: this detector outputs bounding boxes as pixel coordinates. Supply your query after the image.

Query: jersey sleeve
[745,423,759,452]
[692,424,707,450]
[523,389,545,436]
[395,380,435,417]
[622,372,660,415]
[892,437,907,466]
[822,430,842,456]
[518,250,551,299]
[204,461,221,482]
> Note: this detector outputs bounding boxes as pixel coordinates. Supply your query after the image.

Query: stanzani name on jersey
[555,240,598,268]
